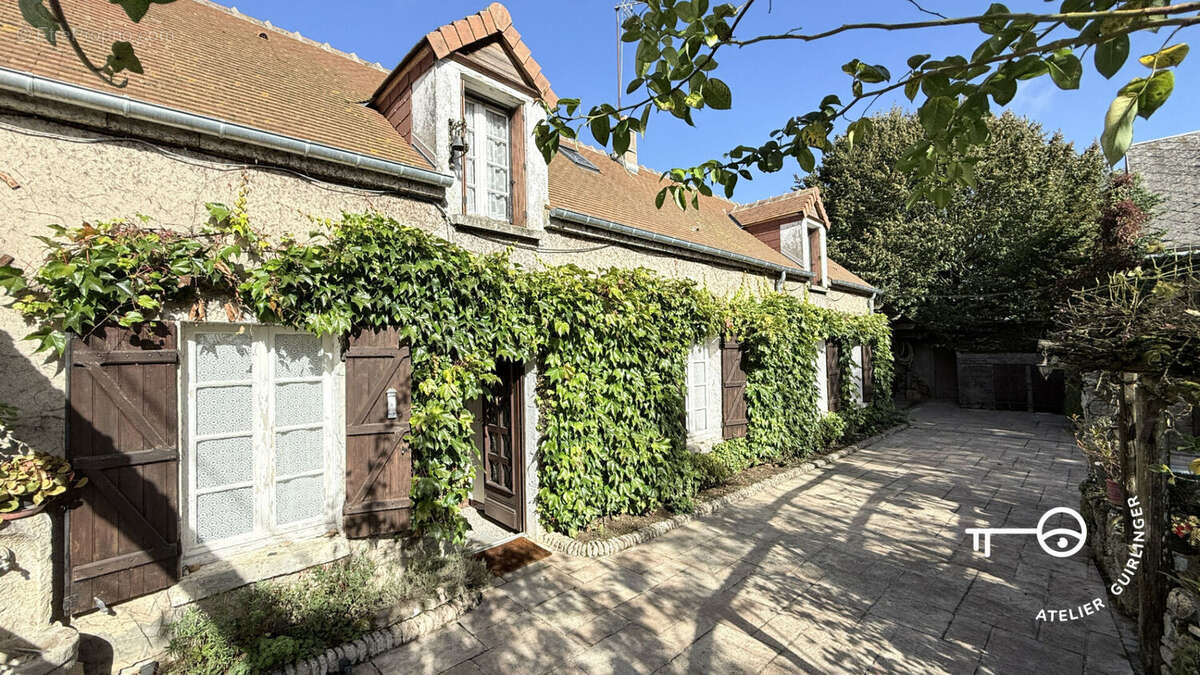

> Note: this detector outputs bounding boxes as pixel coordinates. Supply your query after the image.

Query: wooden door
[343,328,413,538]
[482,361,523,531]
[1032,369,1066,414]
[721,337,748,439]
[862,344,875,404]
[933,349,960,401]
[66,324,180,615]
[993,364,1029,411]
[827,342,841,412]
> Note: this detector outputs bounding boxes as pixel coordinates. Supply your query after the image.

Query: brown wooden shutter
[510,105,526,228]
[66,324,180,615]
[827,341,841,412]
[808,228,823,284]
[721,336,748,439]
[344,328,413,538]
[862,344,874,404]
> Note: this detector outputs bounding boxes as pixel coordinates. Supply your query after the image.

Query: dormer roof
[372,2,557,107]
[731,187,831,228]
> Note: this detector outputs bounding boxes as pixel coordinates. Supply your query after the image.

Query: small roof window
[561,146,599,172]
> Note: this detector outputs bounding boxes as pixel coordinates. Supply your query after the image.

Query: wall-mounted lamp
[448,119,469,167]
[386,388,398,420]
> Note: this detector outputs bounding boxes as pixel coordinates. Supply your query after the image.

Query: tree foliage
[808,109,1159,351]
[533,0,1197,208]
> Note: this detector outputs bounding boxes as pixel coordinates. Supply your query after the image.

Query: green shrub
[691,437,759,489]
[838,403,905,443]
[166,548,489,674]
[817,412,847,449]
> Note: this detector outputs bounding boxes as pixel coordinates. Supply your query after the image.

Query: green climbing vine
[527,265,721,535]
[730,292,897,466]
[0,206,897,542]
[241,213,536,542]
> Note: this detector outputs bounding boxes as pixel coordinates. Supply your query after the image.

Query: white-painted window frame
[815,339,829,412]
[180,324,340,562]
[463,97,512,222]
[686,341,712,435]
[851,345,865,405]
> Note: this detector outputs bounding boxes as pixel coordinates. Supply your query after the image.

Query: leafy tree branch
[533,0,1198,209]
[17,0,174,87]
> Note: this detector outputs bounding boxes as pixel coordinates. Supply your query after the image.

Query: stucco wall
[0,94,875,658]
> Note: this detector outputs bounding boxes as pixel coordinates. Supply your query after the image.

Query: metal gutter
[830,278,881,298]
[0,67,456,188]
[548,207,809,279]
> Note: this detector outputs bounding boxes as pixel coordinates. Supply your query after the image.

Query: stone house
[0,1,878,671]
[1127,129,1200,254]
[1125,132,1200,458]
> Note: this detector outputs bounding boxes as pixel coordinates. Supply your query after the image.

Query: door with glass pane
[184,326,332,558]
[189,330,257,547]
[482,360,523,531]
[270,332,328,528]
[463,98,512,222]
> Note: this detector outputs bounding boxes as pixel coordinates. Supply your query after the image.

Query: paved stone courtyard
[361,404,1137,674]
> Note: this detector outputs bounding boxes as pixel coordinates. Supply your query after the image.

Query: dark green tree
[806,109,1147,351]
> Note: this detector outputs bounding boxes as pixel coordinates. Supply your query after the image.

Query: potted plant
[1,417,87,520]
[1170,515,1200,555]
[1073,415,1124,505]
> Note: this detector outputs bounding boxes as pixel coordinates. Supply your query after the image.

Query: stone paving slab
[366,403,1137,674]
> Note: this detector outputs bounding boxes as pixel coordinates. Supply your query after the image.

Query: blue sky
[222,1,1199,203]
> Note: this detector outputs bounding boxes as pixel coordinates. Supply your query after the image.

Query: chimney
[621,131,638,173]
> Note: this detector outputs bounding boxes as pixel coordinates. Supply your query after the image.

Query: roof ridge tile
[188,0,387,72]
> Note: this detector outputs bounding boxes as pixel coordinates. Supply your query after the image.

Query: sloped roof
[0,0,430,169]
[548,142,802,271]
[731,187,830,227]
[400,2,556,106]
[1126,130,1200,251]
[827,260,871,289]
[0,1,874,292]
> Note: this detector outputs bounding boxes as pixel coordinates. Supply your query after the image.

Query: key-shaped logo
[966,506,1087,558]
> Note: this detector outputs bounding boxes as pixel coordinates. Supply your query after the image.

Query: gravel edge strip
[267,588,483,675]
[531,423,909,559]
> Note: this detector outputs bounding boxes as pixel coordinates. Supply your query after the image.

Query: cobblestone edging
[266,589,483,675]
[532,424,909,558]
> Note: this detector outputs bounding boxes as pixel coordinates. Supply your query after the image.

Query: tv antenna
[616,1,636,108]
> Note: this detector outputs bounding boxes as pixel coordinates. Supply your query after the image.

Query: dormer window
[463,98,512,222]
[807,220,828,287]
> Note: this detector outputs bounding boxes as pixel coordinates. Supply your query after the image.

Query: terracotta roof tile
[407,3,556,106]
[426,28,450,58]
[467,15,488,40]
[441,24,463,51]
[480,10,498,34]
[549,143,800,271]
[550,143,875,292]
[827,260,872,289]
[488,3,513,31]
[0,0,431,169]
[732,187,830,227]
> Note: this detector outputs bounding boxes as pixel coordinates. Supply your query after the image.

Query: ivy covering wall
[529,266,720,534]
[1,209,897,541]
[730,293,897,468]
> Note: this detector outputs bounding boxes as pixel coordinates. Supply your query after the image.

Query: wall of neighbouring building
[892,341,959,405]
[956,352,1066,413]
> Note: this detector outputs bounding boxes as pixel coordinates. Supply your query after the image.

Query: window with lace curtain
[463,98,512,222]
[182,325,337,558]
